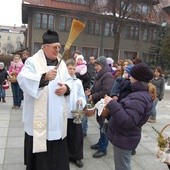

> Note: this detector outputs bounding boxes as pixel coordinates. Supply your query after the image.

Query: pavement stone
[0,86,170,170]
[0,138,7,149]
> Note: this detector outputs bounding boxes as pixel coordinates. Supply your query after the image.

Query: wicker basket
[84,104,96,117]
[85,108,96,117]
[156,124,170,165]
[8,75,17,83]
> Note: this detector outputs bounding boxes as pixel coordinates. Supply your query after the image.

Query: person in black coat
[0,62,8,102]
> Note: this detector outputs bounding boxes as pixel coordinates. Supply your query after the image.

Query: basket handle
[2,80,7,85]
[160,124,170,133]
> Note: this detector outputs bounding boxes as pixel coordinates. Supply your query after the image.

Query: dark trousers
[168,165,170,169]
[67,119,83,161]
[98,123,109,153]
[11,82,22,106]
[96,114,108,153]
[0,85,6,98]
[24,133,70,170]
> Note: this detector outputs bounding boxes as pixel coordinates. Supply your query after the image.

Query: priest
[17,30,71,170]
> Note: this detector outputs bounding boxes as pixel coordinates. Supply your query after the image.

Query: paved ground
[0,85,170,170]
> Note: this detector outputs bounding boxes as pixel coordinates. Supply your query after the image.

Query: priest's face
[43,43,61,60]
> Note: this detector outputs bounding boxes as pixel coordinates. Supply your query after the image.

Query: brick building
[22,0,166,62]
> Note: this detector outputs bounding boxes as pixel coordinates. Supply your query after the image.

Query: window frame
[123,51,138,60]
[143,28,157,42]
[125,25,140,40]
[82,47,99,61]
[104,22,114,37]
[35,13,55,30]
[59,16,74,32]
[58,0,89,5]
[85,19,101,35]
[104,49,114,59]
[34,42,43,54]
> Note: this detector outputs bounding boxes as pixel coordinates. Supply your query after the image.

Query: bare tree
[90,0,164,60]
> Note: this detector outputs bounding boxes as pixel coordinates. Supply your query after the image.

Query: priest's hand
[55,83,67,96]
[45,69,57,81]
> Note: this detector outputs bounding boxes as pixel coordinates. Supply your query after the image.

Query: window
[60,45,76,59]
[85,20,101,35]
[35,13,54,30]
[142,53,150,64]
[124,51,137,59]
[82,47,98,61]
[143,28,157,42]
[120,1,132,12]
[42,14,48,29]
[136,4,149,15]
[104,22,114,37]
[34,42,43,53]
[104,49,114,59]
[142,5,149,15]
[6,43,14,55]
[125,25,140,40]
[58,0,89,5]
[48,15,54,30]
[35,14,41,28]
[16,42,21,50]
[59,16,73,32]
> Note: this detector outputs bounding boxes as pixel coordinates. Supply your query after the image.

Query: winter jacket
[110,77,132,101]
[76,71,91,90]
[91,65,114,124]
[107,81,153,150]
[0,68,8,85]
[75,63,87,75]
[8,60,24,76]
[92,65,114,104]
[150,77,165,101]
[87,63,96,85]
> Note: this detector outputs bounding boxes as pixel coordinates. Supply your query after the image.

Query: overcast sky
[0,0,22,26]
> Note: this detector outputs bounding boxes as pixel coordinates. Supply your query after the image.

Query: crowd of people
[0,48,29,105]
[0,29,166,170]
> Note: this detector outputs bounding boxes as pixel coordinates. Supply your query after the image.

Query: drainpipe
[100,17,104,56]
